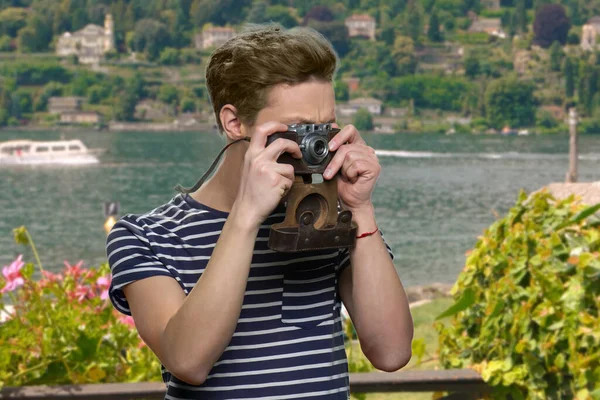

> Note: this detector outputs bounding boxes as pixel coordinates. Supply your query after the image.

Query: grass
[348,297,455,400]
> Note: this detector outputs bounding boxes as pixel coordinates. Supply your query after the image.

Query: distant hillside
[2,0,600,134]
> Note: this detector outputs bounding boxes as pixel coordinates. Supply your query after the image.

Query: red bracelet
[356,227,379,239]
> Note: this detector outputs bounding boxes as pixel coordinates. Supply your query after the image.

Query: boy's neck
[188,141,246,214]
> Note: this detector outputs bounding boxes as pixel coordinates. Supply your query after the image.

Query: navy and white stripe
[106,193,393,399]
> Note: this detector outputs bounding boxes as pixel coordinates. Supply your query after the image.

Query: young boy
[107,23,413,399]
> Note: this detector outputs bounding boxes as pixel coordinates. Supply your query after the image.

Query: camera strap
[174,137,251,194]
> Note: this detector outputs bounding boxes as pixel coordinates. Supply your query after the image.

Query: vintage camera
[266,123,340,175]
[265,123,357,252]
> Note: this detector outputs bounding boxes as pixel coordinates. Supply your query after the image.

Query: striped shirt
[106,193,393,399]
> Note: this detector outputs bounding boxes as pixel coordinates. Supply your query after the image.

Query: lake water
[2,129,600,287]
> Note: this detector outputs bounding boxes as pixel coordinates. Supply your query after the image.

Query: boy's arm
[123,209,258,385]
[120,122,301,385]
[323,123,413,371]
[337,205,414,372]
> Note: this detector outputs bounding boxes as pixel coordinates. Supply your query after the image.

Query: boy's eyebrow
[283,116,337,124]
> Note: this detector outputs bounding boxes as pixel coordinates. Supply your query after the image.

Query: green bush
[536,109,559,129]
[157,84,179,105]
[180,49,201,64]
[0,227,162,388]
[0,35,12,51]
[580,119,600,134]
[385,74,476,112]
[449,32,490,45]
[180,97,196,113]
[436,190,600,399]
[480,9,506,18]
[159,47,181,66]
[0,62,71,85]
[352,108,374,131]
[536,123,567,135]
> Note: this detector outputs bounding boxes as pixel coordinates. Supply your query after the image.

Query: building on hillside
[336,97,382,117]
[195,26,236,50]
[468,17,506,39]
[341,77,360,94]
[56,14,115,64]
[581,17,600,51]
[60,111,102,124]
[48,97,84,114]
[345,14,376,41]
[385,107,409,117]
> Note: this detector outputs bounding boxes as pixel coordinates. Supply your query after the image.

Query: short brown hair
[205,23,338,132]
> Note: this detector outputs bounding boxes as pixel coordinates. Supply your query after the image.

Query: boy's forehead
[265,81,336,124]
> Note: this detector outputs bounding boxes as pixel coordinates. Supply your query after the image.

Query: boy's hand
[323,124,380,212]
[233,122,302,229]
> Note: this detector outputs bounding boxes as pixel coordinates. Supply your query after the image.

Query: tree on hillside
[248,0,268,24]
[302,5,334,25]
[158,84,179,106]
[380,23,396,46]
[427,11,443,42]
[464,53,481,78]
[264,5,297,28]
[515,0,527,33]
[112,73,147,122]
[352,108,374,131]
[132,19,171,61]
[485,76,536,128]
[578,61,588,112]
[501,9,511,29]
[113,90,138,121]
[190,0,251,27]
[172,0,190,47]
[17,13,52,52]
[549,41,564,72]
[566,0,582,26]
[533,0,551,11]
[392,35,418,76]
[0,7,28,37]
[533,4,570,48]
[564,57,575,98]
[335,80,349,102]
[306,19,350,57]
[579,66,600,116]
[190,0,213,27]
[404,2,423,43]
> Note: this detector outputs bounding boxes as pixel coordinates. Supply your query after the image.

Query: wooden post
[566,107,578,183]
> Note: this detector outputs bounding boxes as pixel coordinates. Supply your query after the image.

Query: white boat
[0,139,104,165]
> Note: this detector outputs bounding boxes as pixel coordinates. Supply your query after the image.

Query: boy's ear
[220,104,247,141]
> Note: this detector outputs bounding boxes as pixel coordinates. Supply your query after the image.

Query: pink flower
[64,260,85,279]
[73,284,94,302]
[96,275,111,300]
[1,255,25,293]
[39,270,64,290]
[42,270,63,282]
[117,314,136,328]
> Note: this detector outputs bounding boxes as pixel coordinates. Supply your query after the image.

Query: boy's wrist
[229,204,261,234]
[350,204,378,235]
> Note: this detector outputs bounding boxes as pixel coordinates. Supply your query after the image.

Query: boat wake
[375,150,600,161]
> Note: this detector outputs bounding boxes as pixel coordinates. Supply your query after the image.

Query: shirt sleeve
[106,215,174,316]
[336,230,395,276]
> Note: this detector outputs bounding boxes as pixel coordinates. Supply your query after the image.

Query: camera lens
[301,136,329,165]
[314,140,326,156]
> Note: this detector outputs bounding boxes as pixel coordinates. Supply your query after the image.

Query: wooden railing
[0,369,489,400]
